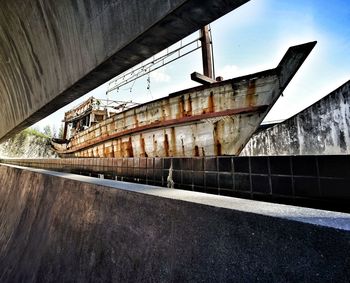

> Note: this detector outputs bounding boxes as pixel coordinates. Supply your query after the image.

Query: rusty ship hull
[52,42,316,158]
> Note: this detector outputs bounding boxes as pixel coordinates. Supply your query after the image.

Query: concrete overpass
[0,0,249,142]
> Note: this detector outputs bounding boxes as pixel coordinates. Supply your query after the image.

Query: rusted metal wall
[53,41,315,158]
[241,80,350,155]
[62,75,278,157]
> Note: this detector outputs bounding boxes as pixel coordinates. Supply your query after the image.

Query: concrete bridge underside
[0,0,249,142]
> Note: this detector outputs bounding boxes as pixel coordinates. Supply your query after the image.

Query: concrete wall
[0,129,56,158]
[241,80,350,155]
[0,164,349,282]
[0,0,249,142]
[3,155,350,213]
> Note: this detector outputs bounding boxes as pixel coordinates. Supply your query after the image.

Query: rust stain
[104,144,107,157]
[186,95,193,116]
[214,121,225,155]
[181,138,185,155]
[111,143,116,158]
[194,145,199,157]
[164,133,169,157]
[177,96,185,119]
[126,137,133,157]
[246,79,257,106]
[152,134,158,157]
[170,127,176,156]
[208,91,214,113]
[140,134,148,157]
[213,122,221,155]
[118,140,122,158]
[133,109,139,127]
[216,141,222,156]
[56,105,269,154]
[104,145,113,157]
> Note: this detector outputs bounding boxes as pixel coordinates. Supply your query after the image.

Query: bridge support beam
[0,0,249,142]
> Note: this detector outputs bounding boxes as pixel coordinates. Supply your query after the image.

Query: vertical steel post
[200,25,214,79]
[63,122,68,140]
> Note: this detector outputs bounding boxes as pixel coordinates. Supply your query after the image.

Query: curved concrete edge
[3,163,350,231]
[1,163,349,282]
[0,0,250,142]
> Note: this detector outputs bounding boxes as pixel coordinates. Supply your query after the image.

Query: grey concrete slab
[0,0,249,142]
[0,163,349,282]
[3,155,350,212]
[5,163,350,231]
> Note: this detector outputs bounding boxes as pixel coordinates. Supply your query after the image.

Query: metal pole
[63,122,68,140]
[200,25,214,79]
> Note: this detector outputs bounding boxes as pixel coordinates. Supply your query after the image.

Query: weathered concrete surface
[3,155,350,213]
[0,164,349,282]
[241,80,350,155]
[0,0,249,142]
[0,129,56,158]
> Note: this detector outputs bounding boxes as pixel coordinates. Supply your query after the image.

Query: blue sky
[35,0,350,132]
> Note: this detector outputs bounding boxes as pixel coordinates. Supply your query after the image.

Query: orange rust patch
[140,135,148,157]
[216,142,222,156]
[208,91,214,113]
[170,127,176,156]
[104,145,114,157]
[56,105,268,155]
[164,133,169,157]
[246,79,257,106]
[213,122,222,155]
[129,137,134,157]
[194,145,199,157]
[133,109,139,127]
[123,137,133,157]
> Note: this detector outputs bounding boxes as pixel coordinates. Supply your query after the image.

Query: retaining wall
[0,164,349,282]
[241,80,350,155]
[3,156,350,212]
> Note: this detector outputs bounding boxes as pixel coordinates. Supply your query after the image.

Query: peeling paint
[51,42,315,158]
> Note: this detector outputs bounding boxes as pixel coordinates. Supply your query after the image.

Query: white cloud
[150,68,170,82]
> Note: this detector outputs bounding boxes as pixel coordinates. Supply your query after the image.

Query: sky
[34,0,350,133]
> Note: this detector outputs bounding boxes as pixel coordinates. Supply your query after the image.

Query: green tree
[43,125,52,137]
